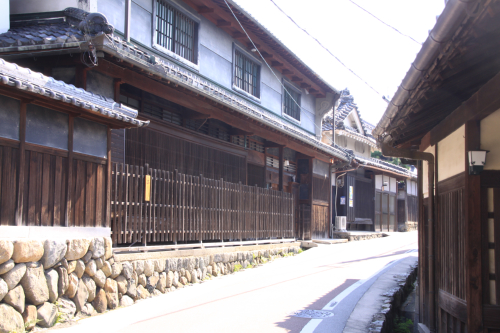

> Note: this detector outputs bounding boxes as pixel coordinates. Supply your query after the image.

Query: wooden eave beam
[232,31,246,39]
[429,69,500,146]
[197,6,214,13]
[282,69,293,75]
[216,20,231,27]
[186,0,327,96]
[230,128,253,136]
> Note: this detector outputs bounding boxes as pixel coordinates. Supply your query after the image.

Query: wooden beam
[197,5,214,13]
[260,51,273,59]
[430,70,500,146]
[300,83,311,89]
[271,61,283,67]
[291,76,303,82]
[217,20,231,27]
[279,146,284,191]
[282,69,294,75]
[230,128,253,136]
[232,31,246,39]
[464,120,483,333]
[15,101,27,226]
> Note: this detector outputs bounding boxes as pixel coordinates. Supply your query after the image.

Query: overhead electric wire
[223,0,341,150]
[346,0,422,45]
[267,0,384,98]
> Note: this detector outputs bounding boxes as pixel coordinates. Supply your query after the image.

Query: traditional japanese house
[0,57,148,239]
[373,0,500,331]
[322,89,412,233]
[0,0,354,244]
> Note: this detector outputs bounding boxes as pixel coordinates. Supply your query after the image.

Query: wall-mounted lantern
[468,150,488,175]
[284,160,290,167]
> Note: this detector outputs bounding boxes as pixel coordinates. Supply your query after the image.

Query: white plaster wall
[10,0,96,14]
[389,177,397,193]
[438,125,465,181]
[481,108,500,170]
[0,0,9,34]
[375,174,382,189]
[422,145,435,198]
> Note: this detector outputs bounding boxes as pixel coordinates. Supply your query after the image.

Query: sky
[233,0,446,126]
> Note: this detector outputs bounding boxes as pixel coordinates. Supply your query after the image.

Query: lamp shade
[468,150,487,175]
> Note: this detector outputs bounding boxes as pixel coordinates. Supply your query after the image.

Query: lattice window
[234,50,260,97]
[266,155,297,173]
[284,86,301,121]
[155,0,197,63]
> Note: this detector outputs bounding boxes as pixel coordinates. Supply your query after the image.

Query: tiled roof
[0,59,149,127]
[0,8,350,161]
[322,89,375,140]
[355,156,411,177]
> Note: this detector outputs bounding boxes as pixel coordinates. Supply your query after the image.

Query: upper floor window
[233,49,260,98]
[283,84,301,121]
[154,0,198,64]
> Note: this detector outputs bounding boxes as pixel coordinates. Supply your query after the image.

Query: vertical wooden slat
[15,102,27,226]
[65,116,74,227]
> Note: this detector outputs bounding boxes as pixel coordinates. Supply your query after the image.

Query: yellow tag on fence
[145,175,151,202]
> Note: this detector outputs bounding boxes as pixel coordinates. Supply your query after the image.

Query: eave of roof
[355,156,411,178]
[0,58,148,127]
[373,0,500,145]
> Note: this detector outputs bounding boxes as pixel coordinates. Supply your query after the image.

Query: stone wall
[0,238,299,332]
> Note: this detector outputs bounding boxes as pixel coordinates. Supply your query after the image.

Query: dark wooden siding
[248,164,265,188]
[110,129,125,164]
[313,176,329,202]
[311,204,329,239]
[436,173,467,332]
[22,150,67,227]
[111,163,294,244]
[354,178,373,221]
[125,128,246,184]
[0,145,19,226]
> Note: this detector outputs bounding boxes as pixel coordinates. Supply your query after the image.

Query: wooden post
[279,146,284,191]
[65,116,75,227]
[465,120,482,333]
[105,128,112,229]
[15,102,27,226]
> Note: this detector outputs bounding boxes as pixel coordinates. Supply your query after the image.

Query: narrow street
[52,232,417,333]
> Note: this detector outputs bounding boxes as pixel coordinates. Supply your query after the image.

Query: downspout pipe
[381,142,436,332]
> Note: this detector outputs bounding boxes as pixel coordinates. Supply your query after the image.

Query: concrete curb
[343,256,418,333]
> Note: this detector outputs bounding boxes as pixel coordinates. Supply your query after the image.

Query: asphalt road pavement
[51,232,418,333]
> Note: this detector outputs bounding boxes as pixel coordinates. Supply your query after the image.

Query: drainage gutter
[380,142,435,331]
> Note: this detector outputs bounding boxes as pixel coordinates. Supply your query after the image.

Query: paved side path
[343,255,418,333]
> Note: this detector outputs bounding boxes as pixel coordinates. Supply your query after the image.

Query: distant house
[322,89,414,233]
[0,0,356,243]
[373,0,500,331]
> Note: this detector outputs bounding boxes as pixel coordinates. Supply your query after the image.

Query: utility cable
[267,0,385,98]
[345,0,421,45]
[223,0,341,150]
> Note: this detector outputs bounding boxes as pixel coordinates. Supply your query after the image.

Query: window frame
[232,43,261,102]
[152,0,201,69]
[282,79,302,123]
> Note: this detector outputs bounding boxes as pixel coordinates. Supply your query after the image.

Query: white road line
[299,251,415,333]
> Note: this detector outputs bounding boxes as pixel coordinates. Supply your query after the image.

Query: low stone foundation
[0,238,299,332]
[398,222,418,232]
